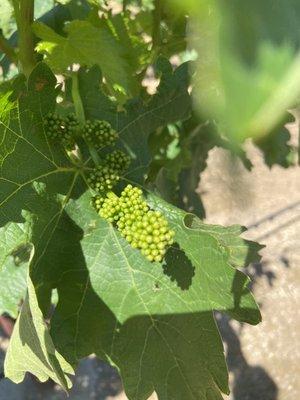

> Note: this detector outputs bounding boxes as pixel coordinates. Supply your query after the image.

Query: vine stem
[13,0,36,77]
[0,31,17,63]
[152,0,162,49]
[122,0,128,12]
[71,71,101,166]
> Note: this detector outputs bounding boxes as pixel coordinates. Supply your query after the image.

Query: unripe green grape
[91,183,174,263]
[44,112,65,141]
[63,113,79,150]
[44,112,78,150]
[115,185,174,263]
[82,120,118,148]
[87,149,130,193]
[104,150,131,174]
[98,192,120,221]
[91,195,105,212]
[87,165,120,192]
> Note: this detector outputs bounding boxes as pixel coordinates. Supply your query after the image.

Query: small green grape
[82,120,118,148]
[44,112,78,150]
[87,150,130,193]
[91,195,105,212]
[91,184,174,263]
[98,192,120,222]
[87,165,120,192]
[104,150,131,174]
[63,113,79,149]
[106,185,175,262]
[44,113,65,141]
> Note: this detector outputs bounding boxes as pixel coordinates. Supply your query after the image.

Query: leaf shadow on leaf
[53,277,261,400]
[30,194,86,314]
[11,189,262,397]
[9,243,32,266]
[162,243,195,290]
[48,219,261,399]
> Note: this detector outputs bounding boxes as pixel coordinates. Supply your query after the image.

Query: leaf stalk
[71,71,101,166]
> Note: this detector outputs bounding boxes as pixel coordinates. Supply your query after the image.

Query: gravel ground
[0,133,299,400]
[200,140,300,400]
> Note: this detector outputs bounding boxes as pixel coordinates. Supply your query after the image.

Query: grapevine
[0,0,279,398]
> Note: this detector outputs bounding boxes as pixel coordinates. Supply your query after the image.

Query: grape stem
[71,71,101,166]
[13,0,36,77]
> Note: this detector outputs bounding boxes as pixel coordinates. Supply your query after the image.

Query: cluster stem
[71,71,101,166]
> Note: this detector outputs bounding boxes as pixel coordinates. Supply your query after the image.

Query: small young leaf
[5,274,74,389]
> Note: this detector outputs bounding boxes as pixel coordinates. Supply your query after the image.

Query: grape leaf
[184,214,264,268]
[0,258,28,318]
[4,273,74,389]
[32,19,134,94]
[0,62,78,227]
[0,62,261,400]
[43,190,260,400]
[0,61,79,316]
[0,62,82,386]
[77,57,192,182]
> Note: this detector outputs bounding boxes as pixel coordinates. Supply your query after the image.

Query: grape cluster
[105,150,131,174]
[82,120,118,148]
[44,112,78,150]
[92,184,175,263]
[87,165,120,192]
[99,192,120,222]
[87,151,130,193]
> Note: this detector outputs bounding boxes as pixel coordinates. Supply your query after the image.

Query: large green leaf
[0,64,78,322]
[0,63,77,226]
[0,62,84,386]
[0,62,261,400]
[46,191,260,400]
[33,19,135,94]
